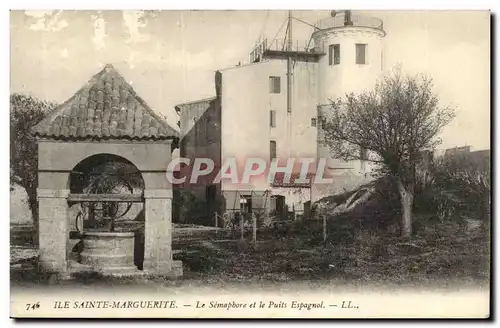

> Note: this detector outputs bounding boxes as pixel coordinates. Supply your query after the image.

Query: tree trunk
[26,188,39,247]
[240,215,245,241]
[252,213,257,244]
[396,180,414,238]
[322,213,327,243]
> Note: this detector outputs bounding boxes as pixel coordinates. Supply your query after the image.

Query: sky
[9,10,490,150]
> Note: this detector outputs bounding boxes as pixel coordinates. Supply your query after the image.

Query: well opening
[68,153,146,272]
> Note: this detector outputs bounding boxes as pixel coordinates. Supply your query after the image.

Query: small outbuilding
[32,64,181,278]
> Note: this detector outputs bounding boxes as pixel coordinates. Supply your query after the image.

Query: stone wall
[37,139,177,276]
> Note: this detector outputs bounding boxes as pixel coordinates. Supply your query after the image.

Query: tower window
[270,110,276,128]
[270,140,277,160]
[356,44,367,64]
[311,117,317,127]
[269,76,281,93]
[329,44,340,65]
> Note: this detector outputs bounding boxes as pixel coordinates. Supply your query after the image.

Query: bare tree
[322,69,455,237]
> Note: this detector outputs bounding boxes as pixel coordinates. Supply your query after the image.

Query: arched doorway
[68,154,146,273]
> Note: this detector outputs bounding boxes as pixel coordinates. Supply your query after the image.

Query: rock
[10,184,33,225]
[465,219,482,232]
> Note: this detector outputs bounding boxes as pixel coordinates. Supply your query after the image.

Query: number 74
[26,302,40,311]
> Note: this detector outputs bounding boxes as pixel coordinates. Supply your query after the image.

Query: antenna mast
[287,10,293,114]
[286,10,293,159]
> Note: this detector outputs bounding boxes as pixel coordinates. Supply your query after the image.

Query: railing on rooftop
[266,38,314,52]
[315,14,384,32]
[250,38,318,63]
[249,14,384,63]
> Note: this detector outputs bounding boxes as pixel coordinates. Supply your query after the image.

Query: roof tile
[32,64,179,141]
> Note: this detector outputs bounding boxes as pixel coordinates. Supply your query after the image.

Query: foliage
[322,68,455,172]
[414,153,491,223]
[173,188,197,223]
[10,93,57,227]
[310,150,490,238]
[176,219,487,284]
[322,68,455,236]
[176,244,224,273]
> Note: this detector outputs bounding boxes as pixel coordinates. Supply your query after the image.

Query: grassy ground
[10,217,490,290]
[175,219,490,288]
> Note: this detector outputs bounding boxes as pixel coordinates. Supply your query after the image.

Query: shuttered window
[270,141,277,160]
[270,110,276,127]
[329,44,340,65]
[269,76,281,93]
[356,44,367,64]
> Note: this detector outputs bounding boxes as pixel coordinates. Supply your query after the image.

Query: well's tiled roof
[32,64,179,141]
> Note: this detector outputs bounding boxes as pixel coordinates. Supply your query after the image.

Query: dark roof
[444,146,471,158]
[468,149,491,167]
[32,64,179,141]
[469,149,490,159]
[442,147,490,171]
[174,97,216,113]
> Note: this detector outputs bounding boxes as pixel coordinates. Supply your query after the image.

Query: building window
[240,195,252,213]
[356,44,367,64]
[334,45,341,65]
[311,117,317,127]
[318,115,326,127]
[329,44,340,65]
[206,184,217,203]
[269,76,281,93]
[270,110,276,128]
[270,140,277,160]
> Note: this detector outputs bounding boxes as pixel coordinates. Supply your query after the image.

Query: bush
[414,154,490,223]
[310,150,490,238]
[173,189,196,223]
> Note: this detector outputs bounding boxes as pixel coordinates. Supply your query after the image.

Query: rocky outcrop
[10,183,32,225]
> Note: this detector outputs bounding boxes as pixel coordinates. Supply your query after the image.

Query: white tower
[312,11,386,198]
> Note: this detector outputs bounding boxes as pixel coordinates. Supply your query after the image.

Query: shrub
[414,153,490,223]
[172,189,196,223]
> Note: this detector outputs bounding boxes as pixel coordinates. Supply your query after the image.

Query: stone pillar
[143,189,179,276]
[38,189,70,273]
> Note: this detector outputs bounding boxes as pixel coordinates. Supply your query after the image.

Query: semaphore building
[175,11,387,224]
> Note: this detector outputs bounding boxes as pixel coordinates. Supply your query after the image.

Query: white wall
[218,25,387,205]
[220,59,318,207]
[311,26,386,200]
[314,27,385,104]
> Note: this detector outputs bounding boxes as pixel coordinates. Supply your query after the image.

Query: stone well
[80,231,136,273]
[32,64,182,278]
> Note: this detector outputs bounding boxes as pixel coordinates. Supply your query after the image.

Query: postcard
[10,9,490,319]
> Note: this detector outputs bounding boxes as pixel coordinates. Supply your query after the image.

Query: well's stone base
[67,260,183,279]
[68,260,145,277]
[80,231,135,270]
[169,260,183,279]
[38,260,68,274]
[143,260,183,279]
